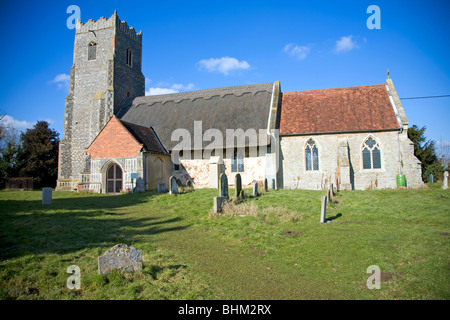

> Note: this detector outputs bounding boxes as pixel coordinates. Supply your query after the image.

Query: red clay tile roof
[279,84,401,135]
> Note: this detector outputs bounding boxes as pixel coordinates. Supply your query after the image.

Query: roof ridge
[283,84,385,95]
[133,82,274,105]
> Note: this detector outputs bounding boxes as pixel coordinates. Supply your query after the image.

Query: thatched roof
[120,83,274,151]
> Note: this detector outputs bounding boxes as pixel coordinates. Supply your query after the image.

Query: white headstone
[213,196,227,214]
[443,171,448,190]
[320,196,327,223]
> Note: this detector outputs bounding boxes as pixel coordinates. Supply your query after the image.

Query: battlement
[76,11,142,43]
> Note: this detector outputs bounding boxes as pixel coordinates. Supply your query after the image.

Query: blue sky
[0,0,448,149]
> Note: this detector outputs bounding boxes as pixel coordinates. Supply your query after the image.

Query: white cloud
[0,115,34,132]
[198,57,250,75]
[145,82,195,96]
[334,35,358,53]
[49,73,70,90]
[283,43,311,60]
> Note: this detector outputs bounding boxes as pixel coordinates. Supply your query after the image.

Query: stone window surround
[303,137,321,174]
[360,134,385,173]
[88,41,97,61]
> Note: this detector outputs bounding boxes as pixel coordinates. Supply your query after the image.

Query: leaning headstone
[429,174,434,184]
[169,176,178,195]
[327,189,332,203]
[253,182,258,197]
[443,171,448,190]
[320,196,327,223]
[42,187,52,205]
[98,244,142,275]
[157,183,168,193]
[235,173,242,198]
[219,173,229,199]
[213,197,227,213]
[331,183,336,196]
[264,178,268,192]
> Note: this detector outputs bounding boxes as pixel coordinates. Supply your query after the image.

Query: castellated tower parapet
[57,11,145,190]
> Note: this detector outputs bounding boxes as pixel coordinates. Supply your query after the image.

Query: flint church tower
[57,11,145,190]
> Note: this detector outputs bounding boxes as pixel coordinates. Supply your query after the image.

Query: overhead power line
[400,95,450,100]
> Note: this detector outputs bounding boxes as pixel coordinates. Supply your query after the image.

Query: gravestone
[320,196,327,223]
[135,177,145,193]
[253,182,258,197]
[219,173,229,199]
[98,244,142,275]
[327,189,332,203]
[443,171,448,190]
[157,183,168,193]
[169,176,178,195]
[42,188,52,205]
[429,174,434,184]
[235,173,242,198]
[331,183,336,196]
[186,180,193,190]
[213,196,227,213]
[264,178,268,192]
[271,178,276,190]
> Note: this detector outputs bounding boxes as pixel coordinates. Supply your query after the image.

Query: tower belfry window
[88,42,97,60]
[126,48,132,66]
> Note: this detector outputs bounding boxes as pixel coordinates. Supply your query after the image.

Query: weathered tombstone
[157,183,168,193]
[327,189,331,203]
[186,180,193,190]
[219,173,229,199]
[264,178,268,192]
[320,196,331,223]
[443,171,448,190]
[42,187,52,205]
[271,178,276,190]
[253,182,258,197]
[235,173,242,198]
[98,244,142,275]
[169,176,178,195]
[135,177,145,193]
[429,174,434,184]
[213,196,227,213]
[331,183,336,196]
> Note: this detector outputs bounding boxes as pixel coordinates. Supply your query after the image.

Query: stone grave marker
[253,182,258,197]
[42,187,52,205]
[219,173,229,199]
[235,173,242,198]
[320,196,328,223]
[429,174,434,184]
[169,176,178,195]
[213,196,228,214]
[135,177,145,193]
[443,171,448,190]
[98,244,142,275]
[264,178,268,192]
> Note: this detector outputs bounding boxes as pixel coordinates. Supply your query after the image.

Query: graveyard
[0,182,449,300]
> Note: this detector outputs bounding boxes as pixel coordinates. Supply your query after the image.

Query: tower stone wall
[57,12,145,190]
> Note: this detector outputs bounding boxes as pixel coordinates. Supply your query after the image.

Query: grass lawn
[0,184,449,300]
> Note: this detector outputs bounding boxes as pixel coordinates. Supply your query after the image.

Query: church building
[56,12,423,193]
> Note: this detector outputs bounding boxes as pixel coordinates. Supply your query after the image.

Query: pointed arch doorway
[106,163,123,194]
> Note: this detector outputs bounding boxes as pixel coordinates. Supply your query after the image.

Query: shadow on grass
[0,191,188,260]
[326,213,342,221]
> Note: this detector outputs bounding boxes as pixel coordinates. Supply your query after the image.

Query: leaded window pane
[372,147,381,169]
[362,148,372,169]
[366,137,376,149]
[238,152,244,172]
[231,152,237,172]
[305,146,312,171]
[313,145,319,171]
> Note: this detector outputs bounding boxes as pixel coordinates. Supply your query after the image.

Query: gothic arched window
[88,42,97,61]
[362,137,381,169]
[305,139,319,171]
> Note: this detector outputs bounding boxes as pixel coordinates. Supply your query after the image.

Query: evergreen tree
[408,125,442,182]
[18,121,60,188]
